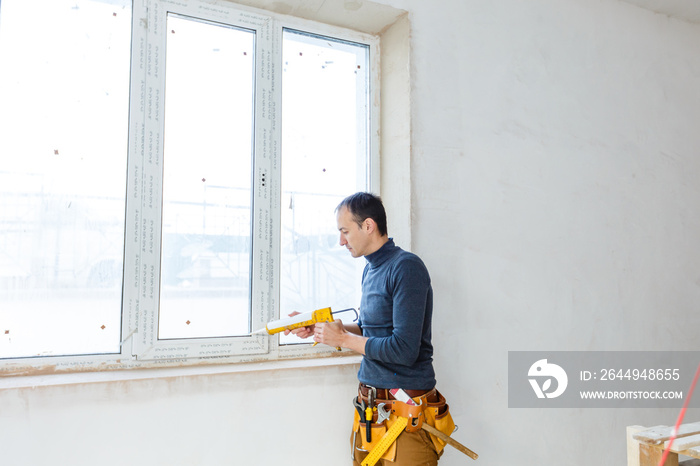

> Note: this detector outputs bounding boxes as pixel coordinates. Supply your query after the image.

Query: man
[289,192,453,466]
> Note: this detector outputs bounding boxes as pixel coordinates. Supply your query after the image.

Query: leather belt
[358,383,439,403]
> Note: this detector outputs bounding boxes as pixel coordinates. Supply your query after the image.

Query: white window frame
[0,0,382,375]
[127,1,277,361]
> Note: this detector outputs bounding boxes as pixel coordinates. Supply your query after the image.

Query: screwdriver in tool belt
[365,390,375,442]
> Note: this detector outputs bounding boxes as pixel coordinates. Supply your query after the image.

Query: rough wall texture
[406,0,700,464]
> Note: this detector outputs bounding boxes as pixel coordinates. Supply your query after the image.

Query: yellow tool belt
[352,387,456,463]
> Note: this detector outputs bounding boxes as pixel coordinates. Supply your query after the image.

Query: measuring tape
[360,416,408,466]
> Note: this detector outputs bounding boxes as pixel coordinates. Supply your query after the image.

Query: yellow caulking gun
[252,307,358,345]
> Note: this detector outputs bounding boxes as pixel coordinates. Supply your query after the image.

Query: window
[158,14,255,341]
[0,0,378,370]
[279,29,369,344]
[0,0,132,359]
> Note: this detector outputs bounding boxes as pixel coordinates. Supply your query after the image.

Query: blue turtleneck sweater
[357,238,436,390]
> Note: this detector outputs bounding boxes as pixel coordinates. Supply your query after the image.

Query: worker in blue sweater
[289,192,455,465]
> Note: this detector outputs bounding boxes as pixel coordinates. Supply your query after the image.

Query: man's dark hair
[336,192,388,236]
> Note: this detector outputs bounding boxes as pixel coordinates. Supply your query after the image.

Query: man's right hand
[283,311,315,338]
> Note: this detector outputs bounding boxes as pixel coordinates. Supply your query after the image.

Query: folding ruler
[360,416,408,466]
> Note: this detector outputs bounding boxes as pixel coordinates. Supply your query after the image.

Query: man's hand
[313,320,346,348]
[283,311,314,339]
[283,311,367,355]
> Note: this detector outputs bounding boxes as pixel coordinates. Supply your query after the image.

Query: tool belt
[352,384,456,463]
[358,383,448,416]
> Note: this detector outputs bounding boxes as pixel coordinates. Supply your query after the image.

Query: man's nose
[339,234,347,246]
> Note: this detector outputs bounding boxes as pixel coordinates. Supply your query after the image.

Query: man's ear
[363,217,377,234]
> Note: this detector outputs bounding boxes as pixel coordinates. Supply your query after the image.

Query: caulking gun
[252,307,358,337]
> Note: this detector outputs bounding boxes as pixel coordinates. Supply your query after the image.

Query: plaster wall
[2,0,700,465]
[406,0,700,464]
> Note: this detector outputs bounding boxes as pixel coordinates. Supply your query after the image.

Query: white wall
[0,364,361,465]
[2,0,700,465]
[408,0,700,464]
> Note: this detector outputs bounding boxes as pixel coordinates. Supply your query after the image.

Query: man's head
[335,192,388,258]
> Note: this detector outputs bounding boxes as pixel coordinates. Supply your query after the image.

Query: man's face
[336,206,370,258]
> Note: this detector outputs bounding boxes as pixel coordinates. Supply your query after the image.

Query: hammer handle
[421,423,478,460]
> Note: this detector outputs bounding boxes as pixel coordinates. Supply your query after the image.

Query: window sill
[0,353,362,390]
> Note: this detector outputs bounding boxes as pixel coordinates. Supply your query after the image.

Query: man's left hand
[313,320,346,348]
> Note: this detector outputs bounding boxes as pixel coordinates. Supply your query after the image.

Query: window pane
[159,15,254,340]
[0,0,131,358]
[280,30,369,344]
